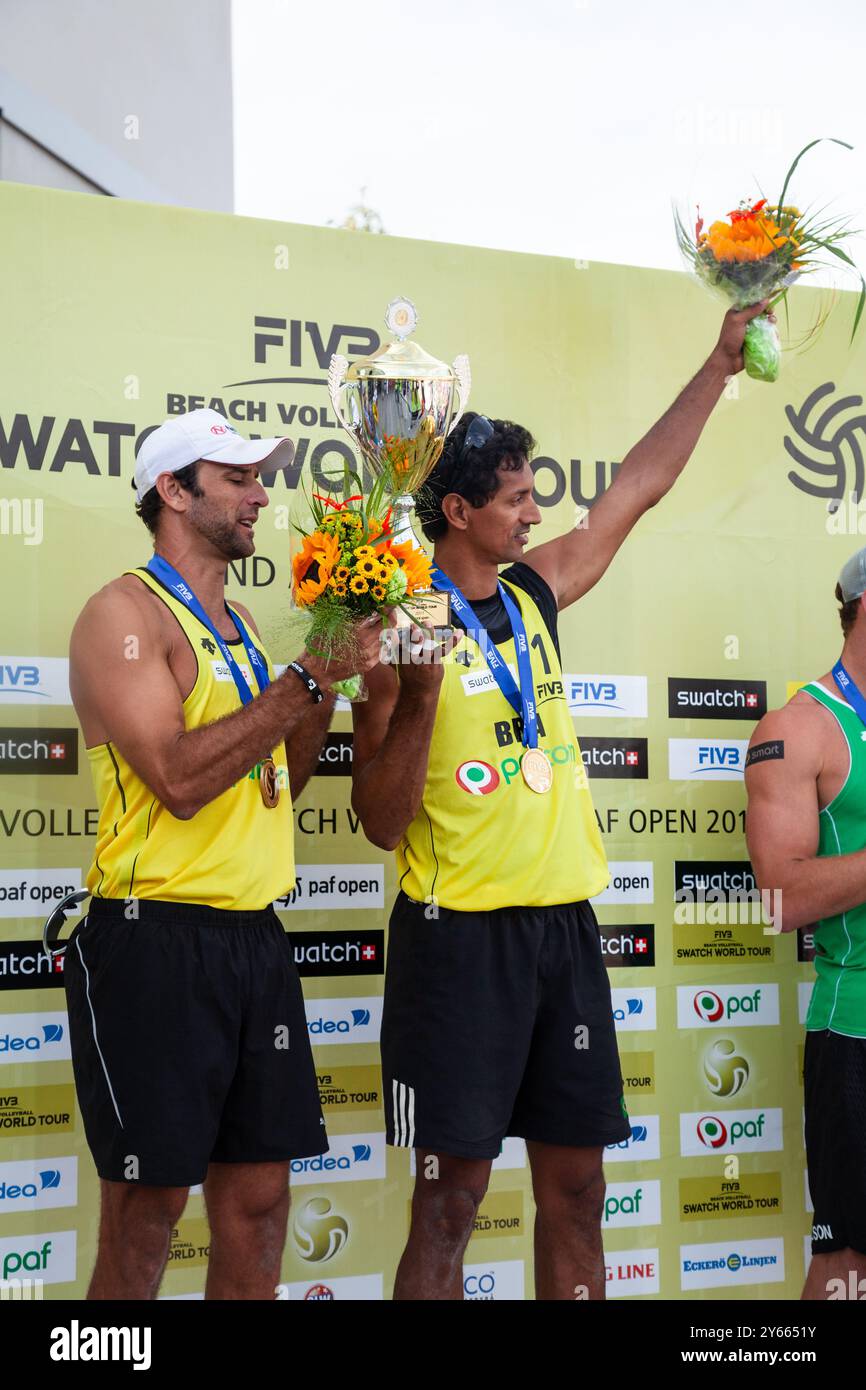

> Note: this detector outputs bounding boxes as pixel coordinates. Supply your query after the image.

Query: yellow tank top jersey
[85,567,295,910]
[397,578,609,911]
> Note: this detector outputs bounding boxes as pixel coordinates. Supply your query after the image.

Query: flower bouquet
[675,138,865,382]
[290,464,434,700]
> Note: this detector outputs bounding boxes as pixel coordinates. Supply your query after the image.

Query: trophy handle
[327,353,353,433]
[448,354,472,435]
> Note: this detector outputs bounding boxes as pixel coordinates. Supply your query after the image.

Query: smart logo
[678,985,779,1029]
[703,1039,750,1097]
[455,761,500,795]
[292,1198,349,1262]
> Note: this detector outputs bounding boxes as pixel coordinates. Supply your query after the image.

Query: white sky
[234,0,866,279]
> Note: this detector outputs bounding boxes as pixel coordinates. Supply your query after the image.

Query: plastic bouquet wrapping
[675,138,865,382]
[290,464,433,700]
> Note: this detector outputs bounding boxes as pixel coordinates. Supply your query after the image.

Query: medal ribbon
[430,565,538,750]
[146,555,270,707]
[832,659,866,726]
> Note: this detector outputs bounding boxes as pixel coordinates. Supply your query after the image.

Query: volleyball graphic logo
[703,1038,750,1098]
[293,1197,349,1262]
[696,1115,728,1148]
[693,989,724,1022]
[455,760,501,795]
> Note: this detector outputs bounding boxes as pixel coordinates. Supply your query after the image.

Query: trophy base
[394,589,451,632]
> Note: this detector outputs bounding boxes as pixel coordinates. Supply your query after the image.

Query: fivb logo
[603,1180,661,1228]
[305,997,382,1046]
[677,985,779,1029]
[0,1156,77,1210]
[610,988,656,1031]
[604,1116,660,1162]
[291,1133,385,1185]
[0,1013,70,1061]
[565,674,648,719]
[0,658,71,705]
[668,738,748,781]
[680,1109,783,1155]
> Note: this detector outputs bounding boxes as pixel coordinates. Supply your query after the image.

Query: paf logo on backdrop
[678,985,779,1028]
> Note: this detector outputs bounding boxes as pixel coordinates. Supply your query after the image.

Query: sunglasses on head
[459,415,494,460]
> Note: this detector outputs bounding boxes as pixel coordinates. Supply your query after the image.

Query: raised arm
[70,586,380,820]
[745,706,866,932]
[523,301,769,610]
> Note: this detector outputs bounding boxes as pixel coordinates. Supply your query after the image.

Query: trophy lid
[345,297,456,384]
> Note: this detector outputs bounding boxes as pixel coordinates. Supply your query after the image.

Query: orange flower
[704,211,790,264]
[292,530,340,606]
[389,540,433,594]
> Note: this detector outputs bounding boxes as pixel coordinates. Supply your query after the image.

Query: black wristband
[287,660,324,704]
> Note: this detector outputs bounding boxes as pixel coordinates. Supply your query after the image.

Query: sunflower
[375,563,392,584]
[371,583,386,601]
[389,540,433,594]
[332,581,347,597]
[353,545,377,562]
[356,557,380,579]
[335,565,350,582]
[292,530,340,606]
[349,575,369,595]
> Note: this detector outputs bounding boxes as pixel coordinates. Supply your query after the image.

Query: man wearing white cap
[746,546,866,1300]
[65,408,382,1300]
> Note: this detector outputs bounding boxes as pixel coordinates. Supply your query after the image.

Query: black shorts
[381,892,630,1159]
[805,1028,866,1255]
[63,898,326,1186]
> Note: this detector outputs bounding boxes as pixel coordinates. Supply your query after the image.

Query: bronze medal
[521,747,553,794]
[260,756,280,808]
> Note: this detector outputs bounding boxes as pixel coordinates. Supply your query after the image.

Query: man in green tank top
[746,545,866,1300]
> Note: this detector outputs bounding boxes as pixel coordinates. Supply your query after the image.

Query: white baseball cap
[134,408,296,502]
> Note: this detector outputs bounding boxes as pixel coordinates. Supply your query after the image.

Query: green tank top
[802,680,866,1036]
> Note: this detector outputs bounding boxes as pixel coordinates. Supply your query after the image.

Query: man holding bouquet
[352,302,768,1300]
[66,409,383,1300]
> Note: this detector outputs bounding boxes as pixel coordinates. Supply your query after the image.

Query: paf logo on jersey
[455,761,501,795]
[454,744,580,795]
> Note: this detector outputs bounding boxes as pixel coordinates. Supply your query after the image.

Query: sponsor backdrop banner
[0,180,860,1300]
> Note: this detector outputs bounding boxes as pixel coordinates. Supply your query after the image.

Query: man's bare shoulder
[72,573,166,648]
[747,684,836,775]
